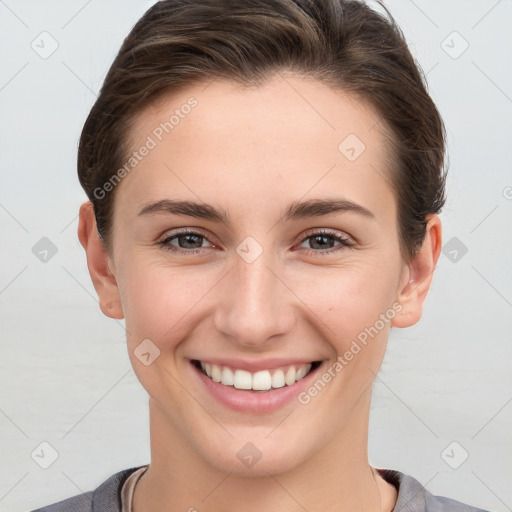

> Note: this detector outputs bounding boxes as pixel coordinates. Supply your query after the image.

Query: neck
[133,389,397,512]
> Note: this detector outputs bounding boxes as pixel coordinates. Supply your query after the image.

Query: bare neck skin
[133,389,398,512]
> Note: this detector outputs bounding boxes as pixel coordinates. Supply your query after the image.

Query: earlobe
[391,214,442,328]
[77,201,124,320]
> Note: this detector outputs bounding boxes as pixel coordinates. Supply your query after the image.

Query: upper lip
[191,358,321,373]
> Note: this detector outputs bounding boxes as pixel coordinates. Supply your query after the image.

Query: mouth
[191,359,323,392]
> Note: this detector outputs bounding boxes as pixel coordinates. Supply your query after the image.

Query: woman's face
[100,74,417,475]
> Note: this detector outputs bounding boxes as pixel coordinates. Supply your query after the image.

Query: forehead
[118,74,396,223]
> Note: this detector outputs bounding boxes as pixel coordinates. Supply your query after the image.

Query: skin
[78,73,442,512]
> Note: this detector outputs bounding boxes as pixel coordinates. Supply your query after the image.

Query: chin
[198,435,308,477]
[211,452,300,477]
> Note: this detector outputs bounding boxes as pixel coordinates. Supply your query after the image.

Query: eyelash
[157,228,355,257]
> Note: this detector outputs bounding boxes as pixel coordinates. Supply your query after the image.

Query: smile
[193,360,321,391]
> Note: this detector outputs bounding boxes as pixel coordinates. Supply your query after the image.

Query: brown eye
[159,230,213,255]
[298,229,355,255]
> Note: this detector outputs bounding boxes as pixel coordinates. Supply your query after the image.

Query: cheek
[289,260,399,361]
[119,263,208,403]
[119,257,216,355]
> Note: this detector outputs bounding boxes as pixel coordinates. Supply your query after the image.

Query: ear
[77,201,124,319]
[391,213,442,328]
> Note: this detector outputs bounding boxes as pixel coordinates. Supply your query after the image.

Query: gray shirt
[30,465,494,512]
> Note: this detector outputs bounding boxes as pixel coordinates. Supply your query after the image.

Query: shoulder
[376,468,494,512]
[29,465,147,512]
[29,491,93,512]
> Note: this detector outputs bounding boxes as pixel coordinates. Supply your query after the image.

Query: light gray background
[1,1,511,511]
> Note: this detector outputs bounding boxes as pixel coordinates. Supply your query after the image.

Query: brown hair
[77,0,447,263]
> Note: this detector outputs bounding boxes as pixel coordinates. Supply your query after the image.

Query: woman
[32,0,493,511]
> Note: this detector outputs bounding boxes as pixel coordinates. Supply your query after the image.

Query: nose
[213,247,296,349]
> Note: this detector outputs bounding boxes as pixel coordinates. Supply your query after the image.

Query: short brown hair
[77,0,447,263]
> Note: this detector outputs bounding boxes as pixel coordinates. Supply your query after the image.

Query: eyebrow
[137,197,376,223]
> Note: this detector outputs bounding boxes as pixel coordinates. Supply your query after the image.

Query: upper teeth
[199,361,313,391]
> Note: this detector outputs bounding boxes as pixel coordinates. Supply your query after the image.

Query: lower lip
[189,360,323,414]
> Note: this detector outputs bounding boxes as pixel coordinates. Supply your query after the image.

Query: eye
[297,229,355,256]
[158,229,214,255]
[157,228,355,257]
